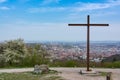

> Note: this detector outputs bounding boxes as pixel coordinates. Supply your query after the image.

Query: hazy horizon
[1,39,120,43]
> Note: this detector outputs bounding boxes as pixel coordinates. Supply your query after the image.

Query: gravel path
[0,68,34,73]
[0,68,120,80]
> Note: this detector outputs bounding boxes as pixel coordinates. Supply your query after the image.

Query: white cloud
[0,6,10,10]
[28,0,120,13]
[0,0,6,3]
[73,0,120,12]
[73,3,110,12]
[41,0,61,5]
[28,7,66,13]
[107,0,120,3]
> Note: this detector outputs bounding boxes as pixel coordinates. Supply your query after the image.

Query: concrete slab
[79,69,98,75]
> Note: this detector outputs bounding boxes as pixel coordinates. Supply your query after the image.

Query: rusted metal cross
[68,15,109,71]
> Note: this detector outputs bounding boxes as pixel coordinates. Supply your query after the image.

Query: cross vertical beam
[68,15,109,71]
[87,15,90,71]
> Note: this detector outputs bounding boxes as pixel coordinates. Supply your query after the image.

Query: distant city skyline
[0,0,120,41]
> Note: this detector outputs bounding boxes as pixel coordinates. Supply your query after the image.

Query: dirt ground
[52,68,120,80]
[0,68,120,80]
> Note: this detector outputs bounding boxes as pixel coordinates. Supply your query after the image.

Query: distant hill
[102,54,120,62]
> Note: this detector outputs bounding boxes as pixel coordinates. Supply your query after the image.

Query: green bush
[101,61,120,68]
[0,39,49,68]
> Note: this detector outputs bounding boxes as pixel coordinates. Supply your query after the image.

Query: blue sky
[0,0,120,42]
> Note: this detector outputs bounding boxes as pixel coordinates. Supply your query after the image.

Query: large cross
[68,15,109,71]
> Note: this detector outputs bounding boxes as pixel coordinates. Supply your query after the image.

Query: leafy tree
[0,39,49,67]
[0,54,6,67]
[0,39,28,66]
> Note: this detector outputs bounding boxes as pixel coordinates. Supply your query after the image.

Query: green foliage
[0,39,28,66]
[100,72,108,76]
[49,60,86,67]
[0,39,49,68]
[101,61,120,68]
[49,60,120,68]
[113,61,120,67]
[0,72,63,80]
[0,54,6,67]
[65,60,76,67]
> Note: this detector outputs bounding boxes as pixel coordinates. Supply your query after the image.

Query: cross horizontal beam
[68,24,109,26]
